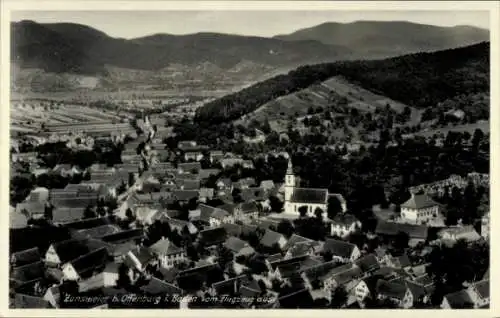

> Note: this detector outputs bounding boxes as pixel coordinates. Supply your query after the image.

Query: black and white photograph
[4,1,498,312]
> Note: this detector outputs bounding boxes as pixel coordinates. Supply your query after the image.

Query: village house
[376,279,413,308]
[61,247,109,281]
[481,212,489,239]
[149,238,186,269]
[177,162,201,174]
[375,221,429,247]
[10,247,41,268]
[437,225,482,245]
[400,192,440,224]
[260,230,288,251]
[124,246,155,273]
[330,214,361,238]
[223,236,255,257]
[322,238,361,263]
[198,227,228,247]
[209,150,224,163]
[44,238,107,268]
[209,208,235,227]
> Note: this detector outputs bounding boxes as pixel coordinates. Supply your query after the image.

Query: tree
[269,196,284,213]
[83,205,96,219]
[330,286,348,308]
[276,220,294,238]
[314,207,324,221]
[298,206,308,218]
[327,196,343,220]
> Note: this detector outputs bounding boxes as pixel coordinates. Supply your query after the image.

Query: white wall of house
[45,246,62,266]
[62,263,80,281]
[103,271,119,287]
[401,206,438,224]
[284,202,327,216]
[354,280,370,301]
[159,252,186,269]
[331,222,359,238]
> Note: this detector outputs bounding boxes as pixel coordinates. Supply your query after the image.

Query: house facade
[400,192,439,224]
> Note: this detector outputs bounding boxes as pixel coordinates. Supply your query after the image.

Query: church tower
[284,158,295,202]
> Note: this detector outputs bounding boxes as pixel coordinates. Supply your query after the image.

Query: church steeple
[285,158,295,202]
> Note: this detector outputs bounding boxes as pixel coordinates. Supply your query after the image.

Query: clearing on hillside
[237,76,421,126]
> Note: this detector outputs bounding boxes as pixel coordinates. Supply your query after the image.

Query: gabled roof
[376,279,408,300]
[149,238,183,256]
[354,254,380,273]
[224,237,254,254]
[283,234,314,251]
[260,230,286,248]
[14,293,51,309]
[63,216,111,230]
[199,227,228,246]
[11,247,41,268]
[177,162,201,172]
[241,188,268,202]
[290,188,328,204]
[401,193,438,209]
[472,279,490,299]
[439,225,482,242]
[172,190,199,201]
[140,277,183,296]
[11,261,45,283]
[68,247,109,278]
[100,229,143,244]
[323,238,357,259]
[375,221,428,240]
[73,225,121,240]
[211,208,231,220]
[221,223,242,237]
[443,289,474,308]
[332,214,359,226]
[50,239,97,264]
[52,207,86,224]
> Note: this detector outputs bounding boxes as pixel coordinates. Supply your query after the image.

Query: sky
[11,10,490,39]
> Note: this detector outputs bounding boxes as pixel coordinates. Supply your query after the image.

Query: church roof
[290,188,328,204]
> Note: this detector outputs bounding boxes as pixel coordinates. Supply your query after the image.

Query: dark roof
[241,188,268,202]
[276,262,303,278]
[52,207,85,224]
[221,223,242,237]
[444,289,474,308]
[13,293,51,309]
[323,238,357,259]
[199,227,227,246]
[50,239,98,264]
[176,178,201,190]
[375,221,428,240]
[354,254,380,273]
[332,214,359,226]
[404,280,426,300]
[473,279,490,299]
[172,190,199,201]
[376,279,408,300]
[332,266,362,286]
[260,230,286,248]
[224,237,252,253]
[68,247,109,278]
[401,193,438,209]
[392,254,412,268]
[177,162,201,172]
[240,202,259,214]
[278,288,314,308]
[149,238,184,256]
[100,229,143,244]
[283,234,314,251]
[290,188,327,204]
[11,247,41,268]
[270,255,309,270]
[139,277,183,296]
[62,216,111,230]
[73,225,120,240]
[11,261,45,283]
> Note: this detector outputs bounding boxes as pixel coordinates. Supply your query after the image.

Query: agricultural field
[404,120,490,139]
[237,76,421,126]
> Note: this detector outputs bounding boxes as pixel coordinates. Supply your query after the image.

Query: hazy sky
[11,10,490,39]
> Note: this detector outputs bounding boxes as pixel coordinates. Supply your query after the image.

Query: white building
[400,192,439,224]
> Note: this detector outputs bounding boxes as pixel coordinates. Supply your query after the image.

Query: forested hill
[195,42,489,124]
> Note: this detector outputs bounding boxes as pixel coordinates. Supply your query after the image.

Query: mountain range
[10,20,489,91]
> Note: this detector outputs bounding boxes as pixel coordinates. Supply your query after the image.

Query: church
[284,158,346,217]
